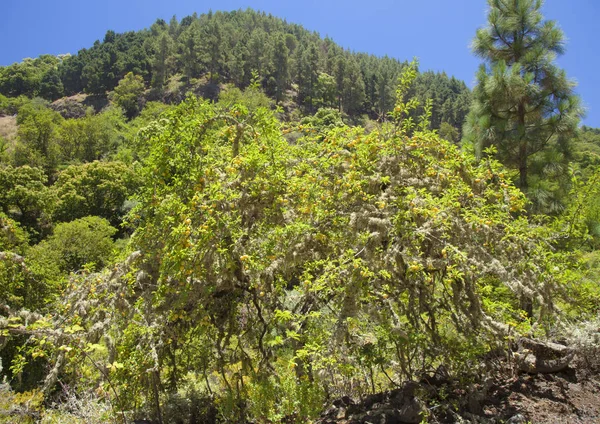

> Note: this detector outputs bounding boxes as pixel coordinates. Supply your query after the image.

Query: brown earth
[0,115,18,157]
[477,369,600,423]
[0,115,17,141]
[51,93,109,118]
[50,75,223,120]
[317,365,600,423]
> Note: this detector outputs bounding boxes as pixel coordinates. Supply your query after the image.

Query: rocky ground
[0,114,17,141]
[317,371,600,423]
[50,93,109,118]
[4,336,600,423]
[317,339,600,423]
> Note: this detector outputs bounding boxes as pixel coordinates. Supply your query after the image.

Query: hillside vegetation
[0,9,471,131]
[1,2,600,423]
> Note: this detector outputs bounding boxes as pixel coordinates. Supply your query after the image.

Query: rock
[515,338,574,374]
[318,382,423,424]
[336,407,347,420]
[396,400,424,423]
[323,405,338,417]
[354,407,421,424]
[385,383,424,423]
[50,99,87,119]
[506,413,528,424]
[333,395,354,408]
[362,392,385,409]
[420,365,450,386]
[369,408,404,423]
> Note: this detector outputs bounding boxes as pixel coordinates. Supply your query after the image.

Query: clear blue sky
[2,0,599,127]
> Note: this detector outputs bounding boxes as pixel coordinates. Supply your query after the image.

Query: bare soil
[317,366,600,423]
[51,93,109,118]
[0,115,18,157]
[481,370,600,424]
[0,115,17,141]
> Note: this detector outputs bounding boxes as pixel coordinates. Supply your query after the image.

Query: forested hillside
[1,2,600,423]
[0,9,471,131]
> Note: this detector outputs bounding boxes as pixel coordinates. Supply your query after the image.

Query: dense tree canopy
[0,9,471,133]
[29,216,117,274]
[0,165,55,239]
[0,55,64,99]
[52,161,141,227]
[113,72,145,118]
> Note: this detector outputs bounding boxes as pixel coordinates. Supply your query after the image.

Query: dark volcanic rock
[318,382,424,424]
[516,338,574,374]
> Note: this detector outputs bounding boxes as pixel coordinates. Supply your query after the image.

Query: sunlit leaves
[117,87,570,414]
[3,83,578,422]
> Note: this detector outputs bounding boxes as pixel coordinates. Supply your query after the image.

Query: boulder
[515,338,574,374]
[318,382,424,424]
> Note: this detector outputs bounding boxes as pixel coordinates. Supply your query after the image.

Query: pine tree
[342,57,365,115]
[228,41,248,87]
[376,61,396,119]
[464,0,581,192]
[178,20,202,81]
[168,15,180,38]
[334,55,346,112]
[247,29,269,84]
[151,32,175,88]
[271,34,289,102]
[298,43,319,112]
[201,18,224,83]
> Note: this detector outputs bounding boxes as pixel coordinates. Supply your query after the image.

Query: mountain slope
[0,9,470,131]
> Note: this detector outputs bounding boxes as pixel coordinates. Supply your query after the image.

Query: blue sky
[2,0,599,127]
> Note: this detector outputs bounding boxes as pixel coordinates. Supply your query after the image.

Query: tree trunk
[152,371,163,424]
[518,141,528,191]
[517,103,533,318]
[517,102,528,192]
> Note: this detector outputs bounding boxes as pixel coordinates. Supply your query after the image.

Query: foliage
[112,72,145,118]
[439,122,459,143]
[217,83,272,112]
[0,137,9,165]
[314,72,337,110]
[0,95,35,116]
[1,9,470,133]
[52,161,141,227]
[0,385,45,423]
[299,107,345,138]
[573,126,600,174]
[0,55,63,99]
[14,101,64,172]
[0,66,578,423]
[0,378,112,422]
[0,213,29,253]
[0,6,597,424]
[464,0,582,197]
[56,107,125,163]
[555,166,600,249]
[0,214,37,311]
[28,216,117,275]
[39,67,65,101]
[564,316,600,371]
[411,71,471,135]
[0,165,55,240]
[566,128,600,243]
